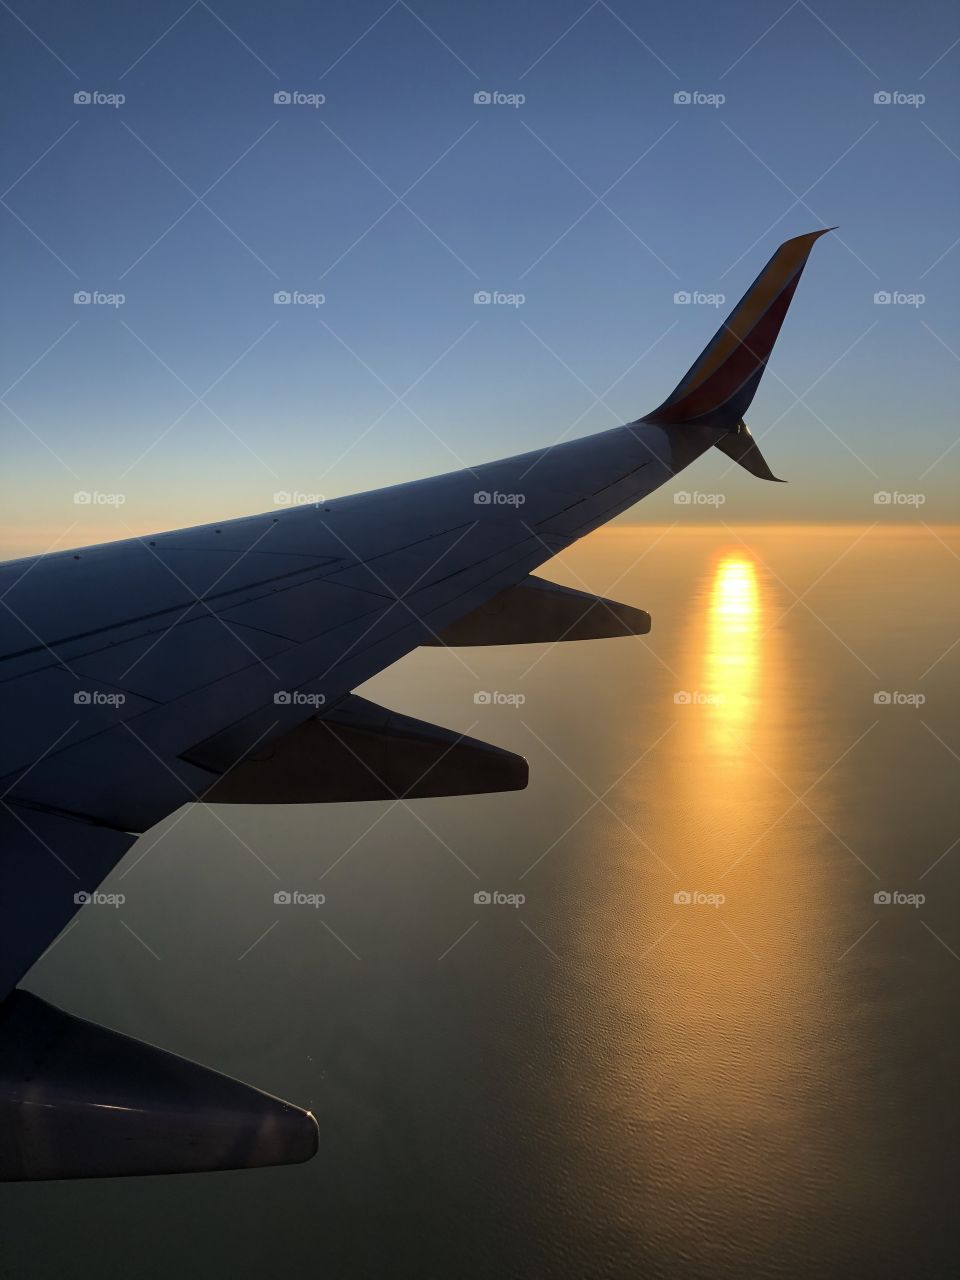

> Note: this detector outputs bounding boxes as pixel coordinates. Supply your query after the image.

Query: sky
[1,0,958,555]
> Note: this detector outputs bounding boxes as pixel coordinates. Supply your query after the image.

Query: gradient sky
[2,0,958,554]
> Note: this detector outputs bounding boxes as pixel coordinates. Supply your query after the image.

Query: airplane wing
[0,230,831,1179]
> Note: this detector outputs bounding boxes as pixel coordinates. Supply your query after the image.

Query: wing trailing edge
[0,806,136,1000]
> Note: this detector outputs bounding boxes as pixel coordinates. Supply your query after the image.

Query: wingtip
[784,226,837,249]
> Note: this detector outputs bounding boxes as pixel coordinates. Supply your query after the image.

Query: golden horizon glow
[598,522,960,536]
[4,517,960,565]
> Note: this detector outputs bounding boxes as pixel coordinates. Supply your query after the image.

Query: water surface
[4,526,960,1279]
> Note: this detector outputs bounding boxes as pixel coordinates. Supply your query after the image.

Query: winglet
[714,419,785,482]
[645,228,835,430]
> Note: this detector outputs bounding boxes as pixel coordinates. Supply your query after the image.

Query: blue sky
[2,0,958,553]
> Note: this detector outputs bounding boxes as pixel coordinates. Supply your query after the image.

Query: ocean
[5,525,959,1279]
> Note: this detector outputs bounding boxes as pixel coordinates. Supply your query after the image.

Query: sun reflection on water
[703,555,761,744]
[567,531,839,1259]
